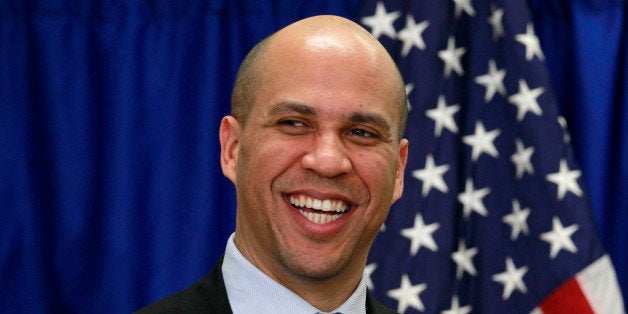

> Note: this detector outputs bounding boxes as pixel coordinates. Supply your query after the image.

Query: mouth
[288,193,351,224]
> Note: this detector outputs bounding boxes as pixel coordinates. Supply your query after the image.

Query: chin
[293,263,346,281]
[280,248,354,281]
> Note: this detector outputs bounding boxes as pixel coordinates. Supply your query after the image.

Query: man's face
[221,33,408,285]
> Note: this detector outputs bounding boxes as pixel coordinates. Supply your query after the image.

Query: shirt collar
[222,233,367,314]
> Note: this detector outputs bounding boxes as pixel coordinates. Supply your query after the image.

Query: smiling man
[137,15,408,314]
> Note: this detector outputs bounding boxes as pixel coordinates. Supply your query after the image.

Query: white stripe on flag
[576,254,625,314]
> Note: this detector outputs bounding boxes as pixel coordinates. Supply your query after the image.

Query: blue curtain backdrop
[0,0,625,313]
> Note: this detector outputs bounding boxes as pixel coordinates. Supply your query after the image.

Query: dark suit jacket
[136,257,397,314]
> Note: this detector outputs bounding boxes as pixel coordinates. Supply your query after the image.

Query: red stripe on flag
[539,277,594,314]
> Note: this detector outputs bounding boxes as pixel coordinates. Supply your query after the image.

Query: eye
[350,128,378,138]
[275,119,312,135]
[278,119,305,128]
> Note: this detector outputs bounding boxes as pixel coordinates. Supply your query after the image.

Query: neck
[233,233,365,312]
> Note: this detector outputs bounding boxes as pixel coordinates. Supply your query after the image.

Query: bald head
[230,15,408,139]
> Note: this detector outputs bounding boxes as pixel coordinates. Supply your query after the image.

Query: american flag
[359,1,625,313]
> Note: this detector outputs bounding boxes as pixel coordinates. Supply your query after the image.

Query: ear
[219,116,241,184]
[392,138,409,203]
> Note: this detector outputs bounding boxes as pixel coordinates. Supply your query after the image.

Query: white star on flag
[364,263,377,291]
[515,23,545,61]
[452,239,478,279]
[401,213,440,255]
[405,82,414,111]
[488,5,505,41]
[508,79,544,122]
[457,179,491,218]
[502,199,531,241]
[510,138,535,179]
[442,296,472,314]
[438,36,466,77]
[452,0,475,18]
[540,216,579,259]
[398,15,429,57]
[412,154,450,196]
[462,121,501,161]
[387,274,427,313]
[474,59,507,102]
[557,116,572,144]
[360,1,400,39]
[492,257,529,300]
[441,295,471,314]
[546,159,583,200]
[426,95,460,136]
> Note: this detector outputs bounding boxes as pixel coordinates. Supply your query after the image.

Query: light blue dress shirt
[222,233,367,314]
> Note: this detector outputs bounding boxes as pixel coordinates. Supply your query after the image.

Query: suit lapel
[366,290,397,314]
[196,255,232,313]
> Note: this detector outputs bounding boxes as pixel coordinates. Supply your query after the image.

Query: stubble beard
[272,223,360,283]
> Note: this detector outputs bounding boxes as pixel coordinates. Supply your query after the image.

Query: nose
[301,132,352,177]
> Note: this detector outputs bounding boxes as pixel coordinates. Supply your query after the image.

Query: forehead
[251,33,401,124]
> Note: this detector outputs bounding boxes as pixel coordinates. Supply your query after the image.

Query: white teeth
[299,210,343,224]
[289,195,349,213]
[289,195,349,224]
[322,200,331,211]
[312,199,322,210]
[335,201,344,212]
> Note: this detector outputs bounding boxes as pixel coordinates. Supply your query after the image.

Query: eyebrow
[268,102,317,117]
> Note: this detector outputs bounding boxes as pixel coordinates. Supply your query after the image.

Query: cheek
[238,135,306,187]
[355,150,399,195]
[352,151,399,229]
